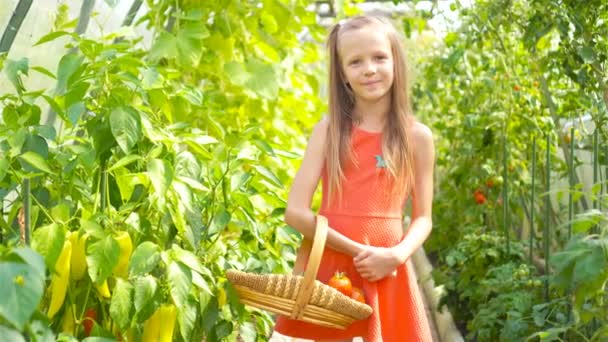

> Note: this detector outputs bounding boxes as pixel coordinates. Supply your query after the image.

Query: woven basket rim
[226,215,373,328]
[227,269,373,321]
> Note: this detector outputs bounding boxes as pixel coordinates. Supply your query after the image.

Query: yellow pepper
[47,240,72,318]
[113,231,133,278]
[96,279,111,298]
[158,304,177,342]
[141,304,177,342]
[141,306,160,342]
[68,232,88,280]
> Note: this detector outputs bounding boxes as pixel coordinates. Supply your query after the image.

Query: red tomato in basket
[351,287,366,303]
[328,272,353,297]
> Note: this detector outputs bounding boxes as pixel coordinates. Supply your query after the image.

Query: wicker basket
[226,215,373,329]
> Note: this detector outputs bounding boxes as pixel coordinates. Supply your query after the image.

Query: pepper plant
[0,0,325,340]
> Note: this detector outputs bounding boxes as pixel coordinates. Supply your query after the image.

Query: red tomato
[474,191,487,205]
[351,287,366,303]
[328,272,352,297]
[83,308,97,336]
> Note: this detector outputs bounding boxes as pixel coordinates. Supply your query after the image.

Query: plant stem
[23,179,30,245]
[0,0,33,54]
[530,137,536,265]
[544,133,551,301]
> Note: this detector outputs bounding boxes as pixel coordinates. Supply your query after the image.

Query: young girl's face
[339,27,394,104]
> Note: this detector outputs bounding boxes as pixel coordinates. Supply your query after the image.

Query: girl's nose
[364,63,376,76]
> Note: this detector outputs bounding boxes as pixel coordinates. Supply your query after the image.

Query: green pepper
[47,240,72,318]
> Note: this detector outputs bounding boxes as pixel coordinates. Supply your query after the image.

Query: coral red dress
[274,126,432,341]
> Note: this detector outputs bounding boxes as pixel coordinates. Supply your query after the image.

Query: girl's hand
[353,246,401,282]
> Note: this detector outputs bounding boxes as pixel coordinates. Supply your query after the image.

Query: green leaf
[527,327,568,341]
[572,244,606,284]
[29,320,55,340]
[31,223,66,271]
[23,133,48,158]
[191,271,213,295]
[51,202,70,223]
[110,278,133,330]
[173,247,204,275]
[192,135,218,145]
[108,155,141,172]
[110,106,142,154]
[80,219,105,240]
[568,209,604,234]
[19,151,52,174]
[0,326,26,342]
[176,23,208,66]
[10,247,46,276]
[175,151,201,179]
[87,236,120,284]
[149,31,178,62]
[0,262,46,330]
[202,297,219,334]
[246,59,278,99]
[178,297,198,341]
[42,95,64,118]
[31,66,56,79]
[578,46,596,63]
[591,182,602,195]
[66,101,85,125]
[133,275,158,313]
[33,125,57,141]
[214,320,233,340]
[129,242,160,276]
[224,62,248,86]
[0,159,8,182]
[115,173,149,202]
[253,139,275,156]
[239,322,257,341]
[178,86,204,107]
[4,58,29,93]
[209,209,231,235]
[34,31,72,46]
[253,165,283,187]
[147,159,173,196]
[56,53,83,94]
[168,262,191,309]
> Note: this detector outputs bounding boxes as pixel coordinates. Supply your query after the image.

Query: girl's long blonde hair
[326,15,415,203]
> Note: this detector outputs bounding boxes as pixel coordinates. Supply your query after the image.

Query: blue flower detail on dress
[375,155,386,168]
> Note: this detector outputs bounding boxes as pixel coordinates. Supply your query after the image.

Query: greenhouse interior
[0,0,607,341]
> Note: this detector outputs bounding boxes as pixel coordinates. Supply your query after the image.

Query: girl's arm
[392,122,435,263]
[354,122,435,281]
[285,118,365,258]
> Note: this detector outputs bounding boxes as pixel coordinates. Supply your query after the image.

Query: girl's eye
[349,60,360,65]
[374,55,387,61]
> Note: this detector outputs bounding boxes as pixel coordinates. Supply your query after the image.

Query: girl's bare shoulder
[410,121,434,147]
[309,116,330,141]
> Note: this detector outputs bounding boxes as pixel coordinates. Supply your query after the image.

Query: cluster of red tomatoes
[327,272,366,304]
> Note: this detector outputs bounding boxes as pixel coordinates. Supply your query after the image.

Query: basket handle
[290,215,328,320]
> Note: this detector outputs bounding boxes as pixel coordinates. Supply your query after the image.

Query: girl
[274,15,435,342]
